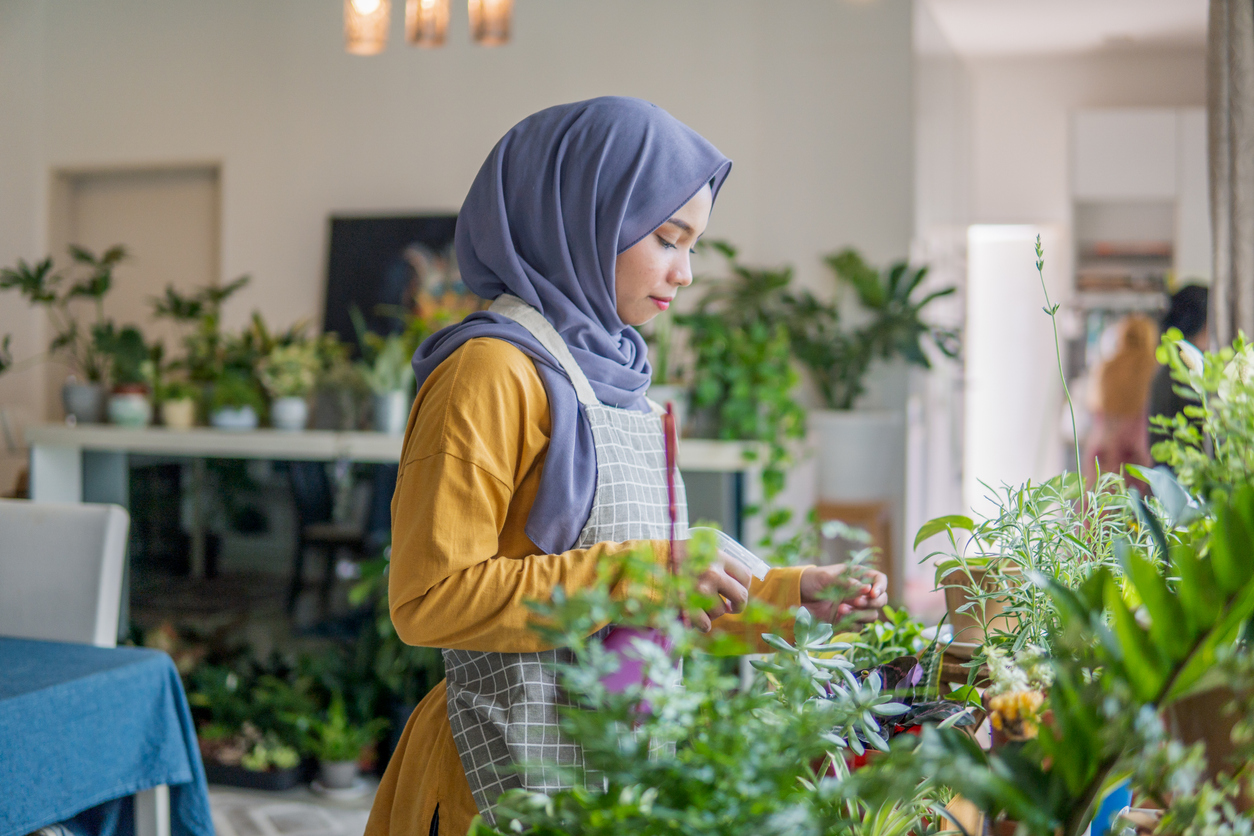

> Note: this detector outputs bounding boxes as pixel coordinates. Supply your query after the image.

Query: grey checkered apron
[443,294,688,825]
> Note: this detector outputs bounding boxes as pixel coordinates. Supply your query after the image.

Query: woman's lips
[651,297,671,311]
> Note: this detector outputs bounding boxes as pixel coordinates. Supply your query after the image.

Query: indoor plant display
[258,341,320,431]
[301,693,387,792]
[0,245,129,423]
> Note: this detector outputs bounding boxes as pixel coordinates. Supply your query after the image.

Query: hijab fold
[411,97,731,554]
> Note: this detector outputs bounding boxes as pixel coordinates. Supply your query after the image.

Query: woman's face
[614,184,713,327]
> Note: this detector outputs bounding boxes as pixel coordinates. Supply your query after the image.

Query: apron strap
[489,295,601,407]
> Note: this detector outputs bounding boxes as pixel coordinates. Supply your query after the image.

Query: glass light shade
[345,0,391,55]
[406,0,448,47]
[468,0,512,46]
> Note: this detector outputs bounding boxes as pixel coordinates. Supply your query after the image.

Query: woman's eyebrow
[664,217,694,234]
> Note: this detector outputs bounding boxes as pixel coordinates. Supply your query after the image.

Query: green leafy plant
[209,370,265,412]
[466,532,960,836]
[0,245,132,384]
[258,341,321,399]
[1151,333,1254,507]
[788,249,957,411]
[679,241,807,556]
[858,487,1254,836]
[150,275,251,386]
[93,322,151,388]
[299,693,388,763]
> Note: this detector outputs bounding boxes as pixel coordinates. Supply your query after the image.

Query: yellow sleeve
[388,338,668,653]
[711,565,806,653]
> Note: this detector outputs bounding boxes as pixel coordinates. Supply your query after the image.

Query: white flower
[1177,340,1206,374]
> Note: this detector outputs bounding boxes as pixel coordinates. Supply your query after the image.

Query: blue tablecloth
[0,638,213,836]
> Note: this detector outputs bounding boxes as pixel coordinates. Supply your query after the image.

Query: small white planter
[210,405,258,431]
[270,396,309,431]
[318,759,359,790]
[373,390,411,435]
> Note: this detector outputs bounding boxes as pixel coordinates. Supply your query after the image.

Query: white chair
[0,498,130,647]
[0,499,170,836]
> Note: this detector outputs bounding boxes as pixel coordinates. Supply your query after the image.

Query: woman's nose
[672,255,694,287]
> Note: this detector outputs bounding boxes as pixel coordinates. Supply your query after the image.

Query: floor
[209,780,377,836]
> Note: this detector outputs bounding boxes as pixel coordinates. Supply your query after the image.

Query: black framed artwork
[322,214,464,355]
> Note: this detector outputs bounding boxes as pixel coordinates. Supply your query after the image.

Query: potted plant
[351,308,420,436]
[258,341,320,431]
[188,665,310,791]
[788,249,957,508]
[301,693,387,793]
[0,245,128,423]
[93,322,153,427]
[209,370,264,430]
[157,379,199,429]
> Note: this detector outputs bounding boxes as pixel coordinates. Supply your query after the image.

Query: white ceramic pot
[373,390,411,435]
[647,383,689,434]
[811,409,905,501]
[270,396,309,431]
[108,390,152,428]
[160,398,197,430]
[62,381,106,425]
[210,405,258,431]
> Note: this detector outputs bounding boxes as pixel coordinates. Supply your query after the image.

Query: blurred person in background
[1083,314,1159,488]
[1148,284,1209,450]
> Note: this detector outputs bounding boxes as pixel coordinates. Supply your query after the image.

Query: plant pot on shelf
[62,380,105,425]
[812,409,905,501]
[372,390,410,435]
[317,759,359,790]
[1168,685,1254,812]
[160,397,197,430]
[270,396,309,432]
[210,405,258,431]
[107,384,152,428]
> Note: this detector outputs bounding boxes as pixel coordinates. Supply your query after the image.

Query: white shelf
[24,424,759,472]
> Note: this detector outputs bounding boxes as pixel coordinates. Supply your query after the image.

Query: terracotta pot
[942,565,1019,658]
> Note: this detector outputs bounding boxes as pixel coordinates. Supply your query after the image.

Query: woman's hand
[799,564,888,625]
[673,541,752,632]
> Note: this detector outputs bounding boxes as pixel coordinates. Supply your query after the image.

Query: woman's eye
[656,235,676,250]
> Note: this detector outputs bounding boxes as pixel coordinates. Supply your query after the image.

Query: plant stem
[1034,236,1083,488]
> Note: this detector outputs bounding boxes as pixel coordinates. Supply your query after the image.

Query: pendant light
[406,0,449,47]
[344,0,391,55]
[468,0,512,46]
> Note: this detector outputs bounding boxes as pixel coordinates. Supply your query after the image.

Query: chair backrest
[287,461,334,525]
[0,499,130,647]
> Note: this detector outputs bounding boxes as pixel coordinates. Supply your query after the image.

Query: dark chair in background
[285,461,398,617]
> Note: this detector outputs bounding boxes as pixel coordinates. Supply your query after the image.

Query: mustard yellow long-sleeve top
[366,337,805,836]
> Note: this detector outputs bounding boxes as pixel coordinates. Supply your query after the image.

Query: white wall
[968,48,1206,226]
[0,0,915,429]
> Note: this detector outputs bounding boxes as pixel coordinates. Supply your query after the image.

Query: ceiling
[919,0,1209,57]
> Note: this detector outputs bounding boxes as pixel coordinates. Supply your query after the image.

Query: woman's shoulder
[426,337,546,399]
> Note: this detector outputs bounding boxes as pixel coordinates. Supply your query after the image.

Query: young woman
[365,97,887,836]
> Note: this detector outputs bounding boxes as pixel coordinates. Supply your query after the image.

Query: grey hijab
[412,97,731,553]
